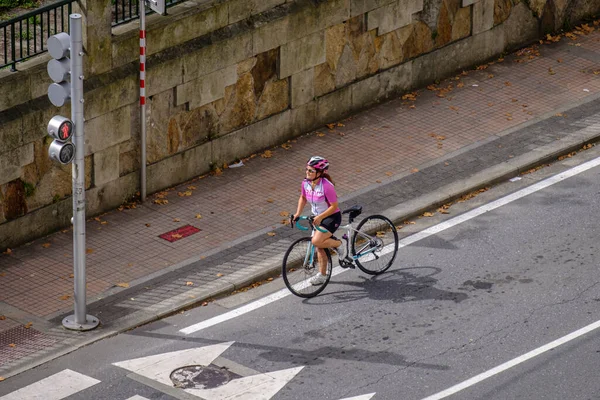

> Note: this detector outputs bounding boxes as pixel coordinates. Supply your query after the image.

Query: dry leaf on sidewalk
[42,243,51,248]
[1,248,10,255]
[195,214,202,219]
[86,248,94,254]
[266,198,274,203]
[178,191,192,197]
[267,232,276,237]
[59,295,71,300]
[279,211,289,217]
[116,282,130,288]
[0,316,5,320]
[261,150,273,158]
[0,377,4,381]
[173,218,181,222]
[8,344,15,348]
[423,212,434,217]
[217,273,224,277]
[187,186,196,190]
[186,282,194,286]
[24,322,32,329]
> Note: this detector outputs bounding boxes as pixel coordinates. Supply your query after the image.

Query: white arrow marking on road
[339,393,376,400]
[113,342,234,386]
[0,369,100,400]
[185,366,304,400]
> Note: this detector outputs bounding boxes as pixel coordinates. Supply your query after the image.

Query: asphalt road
[2,148,600,400]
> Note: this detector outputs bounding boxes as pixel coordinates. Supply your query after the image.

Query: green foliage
[0,0,40,10]
[21,180,35,197]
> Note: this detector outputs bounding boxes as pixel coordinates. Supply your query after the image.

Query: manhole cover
[171,364,241,389]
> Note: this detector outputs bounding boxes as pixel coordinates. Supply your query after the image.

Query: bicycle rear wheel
[282,237,332,298]
[351,215,398,275]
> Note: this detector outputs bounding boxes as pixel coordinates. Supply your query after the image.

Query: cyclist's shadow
[304,266,468,305]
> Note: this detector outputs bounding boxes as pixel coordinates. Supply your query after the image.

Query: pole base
[62,314,100,331]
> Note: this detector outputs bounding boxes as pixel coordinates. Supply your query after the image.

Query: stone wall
[0,0,598,249]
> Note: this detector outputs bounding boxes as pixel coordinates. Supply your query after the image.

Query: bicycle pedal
[339,258,355,269]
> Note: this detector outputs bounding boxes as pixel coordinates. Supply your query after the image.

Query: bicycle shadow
[304,266,468,305]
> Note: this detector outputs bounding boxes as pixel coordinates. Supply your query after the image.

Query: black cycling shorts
[320,211,342,234]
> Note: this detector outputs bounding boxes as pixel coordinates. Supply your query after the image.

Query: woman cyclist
[293,156,347,285]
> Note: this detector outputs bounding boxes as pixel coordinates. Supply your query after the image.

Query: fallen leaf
[261,150,273,158]
[42,243,51,248]
[24,322,32,329]
[548,67,555,75]
[217,273,224,277]
[173,218,181,222]
[411,168,419,173]
[281,143,292,150]
[178,191,193,197]
[154,199,169,205]
[171,233,183,239]
[145,223,151,227]
[86,248,94,254]
[69,273,74,278]
[2,248,11,255]
[375,180,382,183]
[186,281,194,286]
[267,232,276,237]
[337,123,344,127]
[504,81,512,86]
[404,221,416,225]
[195,214,202,219]
[201,302,209,306]
[8,344,15,348]
[557,58,563,63]
[488,74,494,79]
[266,198,274,203]
[279,211,290,217]
[456,82,464,88]
[101,221,108,225]
[423,212,434,217]
[187,186,197,190]
[127,263,134,267]
[316,132,326,137]
[116,282,130,288]
[0,316,5,320]
[326,123,335,130]
[385,172,393,177]
[59,295,71,300]
[0,377,4,381]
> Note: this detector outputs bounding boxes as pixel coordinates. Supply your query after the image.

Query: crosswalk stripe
[0,369,100,400]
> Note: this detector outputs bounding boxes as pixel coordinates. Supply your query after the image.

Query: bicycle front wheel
[282,237,332,298]
[352,215,398,275]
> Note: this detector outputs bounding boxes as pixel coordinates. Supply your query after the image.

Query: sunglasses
[305,168,316,173]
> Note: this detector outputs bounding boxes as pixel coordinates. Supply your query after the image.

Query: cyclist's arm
[294,195,307,219]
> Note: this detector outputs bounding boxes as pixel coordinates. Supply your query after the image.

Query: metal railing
[0,0,75,71]
[112,0,185,26]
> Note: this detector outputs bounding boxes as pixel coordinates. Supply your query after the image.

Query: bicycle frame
[338,223,380,262]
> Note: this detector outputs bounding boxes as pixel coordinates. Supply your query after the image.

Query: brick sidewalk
[1,27,599,375]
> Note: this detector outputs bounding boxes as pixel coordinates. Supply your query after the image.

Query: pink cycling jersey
[301,178,340,216]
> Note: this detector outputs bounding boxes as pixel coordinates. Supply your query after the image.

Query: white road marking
[0,369,100,400]
[126,396,150,400]
[180,156,600,335]
[339,394,377,400]
[113,342,234,386]
[185,366,304,400]
[420,319,600,399]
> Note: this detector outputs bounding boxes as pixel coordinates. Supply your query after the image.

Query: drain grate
[171,364,241,390]
[0,326,57,367]
[159,225,201,242]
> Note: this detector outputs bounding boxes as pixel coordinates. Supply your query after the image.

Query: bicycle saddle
[342,205,362,223]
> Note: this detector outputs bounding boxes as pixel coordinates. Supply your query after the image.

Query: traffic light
[47,115,75,164]
[47,32,71,107]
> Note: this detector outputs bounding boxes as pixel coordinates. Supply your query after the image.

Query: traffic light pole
[62,13,99,331]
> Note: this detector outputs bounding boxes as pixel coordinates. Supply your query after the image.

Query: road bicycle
[282,205,399,298]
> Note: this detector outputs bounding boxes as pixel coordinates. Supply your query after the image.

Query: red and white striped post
[139,0,147,202]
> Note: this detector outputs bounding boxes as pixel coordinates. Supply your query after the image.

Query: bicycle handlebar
[290,215,328,233]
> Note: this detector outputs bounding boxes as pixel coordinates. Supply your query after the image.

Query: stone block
[229,0,287,24]
[85,72,138,121]
[279,31,326,79]
[147,57,185,98]
[253,16,289,55]
[381,60,413,96]
[503,3,538,50]
[86,172,137,215]
[351,74,381,111]
[0,71,31,113]
[184,33,253,82]
[147,141,212,194]
[291,68,315,108]
[85,106,132,155]
[350,0,396,17]
[290,101,318,136]
[94,145,120,186]
[0,144,33,185]
[367,0,424,36]
[473,0,495,34]
[176,65,237,109]
[212,110,292,166]
[0,110,24,155]
[316,85,352,124]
